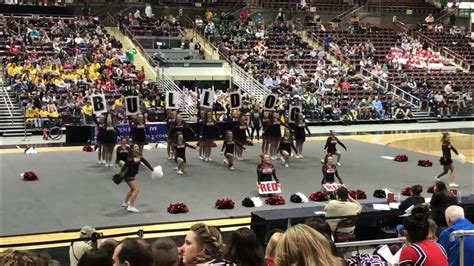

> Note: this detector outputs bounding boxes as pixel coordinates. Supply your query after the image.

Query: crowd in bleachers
[2,181,474,266]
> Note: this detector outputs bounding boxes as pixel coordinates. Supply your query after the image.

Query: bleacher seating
[261,0,353,11]
[367,0,439,14]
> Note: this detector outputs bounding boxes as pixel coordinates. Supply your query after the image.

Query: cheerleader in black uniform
[292,113,311,158]
[119,143,154,213]
[130,114,147,156]
[174,133,197,175]
[279,129,297,168]
[232,116,250,160]
[165,110,177,160]
[436,132,460,187]
[250,106,262,140]
[115,138,130,166]
[257,154,280,184]
[103,113,116,167]
[96,116,106,164]
[197,111,207,160]
[321,155,343,185]
[221,130,245,170]
[200,112,221,162]
[168,114,197,158]
[261,112,271,154]
[269,112,291,160]
[322,130,347,166]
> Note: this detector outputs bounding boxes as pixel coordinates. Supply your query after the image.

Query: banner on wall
[93,123,168,143]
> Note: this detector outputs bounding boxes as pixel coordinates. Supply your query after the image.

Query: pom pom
[242,197,255,207]
[215,198,235,209]
[24,147,37,155]
[394,155,408,162]
[356,189,367,199]
[151,165,163,179]
[294,192,308,203]
[83,144,94,152]
[156,143,167,149]
[427,185,434,194]
[251,197,263,207]
[309,191,329,202]
[143,144,152,151]
[457,154,466,164]
[246,139,254,146]
[373,189,387,198]
[349,190,357,199]
[167,203,189,214]
[417,160,433,167]
[21,171,38,181]
[401,187,412,196]
[265,195,285,205]
[290,194,303,203]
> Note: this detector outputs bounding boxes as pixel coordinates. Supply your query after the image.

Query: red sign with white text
[258,181,281,194]
[322,183,344,192]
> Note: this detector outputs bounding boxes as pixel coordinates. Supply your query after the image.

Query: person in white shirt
[69,226,97,266]
[425,13,434,25]
[145,3,153,18]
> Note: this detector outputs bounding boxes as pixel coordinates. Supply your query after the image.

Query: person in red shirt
[399,205,448,266]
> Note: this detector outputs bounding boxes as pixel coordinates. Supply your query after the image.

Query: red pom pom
[265,195,285,205]
[22,171,38,181]
[417,160,433,167]
[215,198,235,209]
[401,186,412,196]
[167,203,189,214]
[394,155,408,162]
[83,144,94,152]
[309,191,329,202]
[356,189,367,199]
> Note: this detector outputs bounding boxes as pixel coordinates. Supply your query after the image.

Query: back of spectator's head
[207,226,224,247]
[265,231,283,259]
[223,227,264,266]
[411,184,423,196]
[304,217,332,240]
[152,237,178,266]
[99,239,118,261]
[336,187,349,201]
[78,249,112,266]
[275,224,342,266]
[113,238,153,266]
[445,205,465,226]
[0,249,59,266]
[403,205,431,243]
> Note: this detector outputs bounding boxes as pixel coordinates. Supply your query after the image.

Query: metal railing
[450,230,474,266]
[335,237,406,248]
[156,68,195,116]
[231,62,270,101]
[1,86,14,119]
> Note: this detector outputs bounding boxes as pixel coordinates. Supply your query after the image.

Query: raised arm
[336,137,347,150]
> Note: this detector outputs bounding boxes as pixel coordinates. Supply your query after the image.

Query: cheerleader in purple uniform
[278,129,297,168]
[103,113,116,167]
[130,114,147,156]
[119,143,154,213]
[221,130,245,170]
[322,130,347,166]
[173,133,197,175]
[292,113,311,158]
[232,116,250,160]
[96,116,106,164]
[436,132,460,187]
[199,112,221,162]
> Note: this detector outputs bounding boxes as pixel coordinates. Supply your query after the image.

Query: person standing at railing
[437,205,474,266]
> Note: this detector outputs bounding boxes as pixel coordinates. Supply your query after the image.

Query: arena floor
[1,131,473,241]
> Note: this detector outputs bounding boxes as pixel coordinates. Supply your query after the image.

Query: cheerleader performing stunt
[436,132,461,187]
[322,130,347,166]
[118,143,154,213]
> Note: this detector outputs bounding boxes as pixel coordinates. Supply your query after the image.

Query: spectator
[304,217,338,256]
[81,101,94,125]
[425,13,435,26]
[430,181,458,227]
[371,95,385,119]
[99,239,118,261]
[0,249,59,265]
[152,237,179,266]
[399,184,425,212]
[264,231,283,266]
[145,3,153,19]
[399,205,448,265]
[179,223,224,265]
[223,228,264,266]
[325,187,362,233]
[275,8,285,22]
[78,249,112,266]
[70,226,97,266]
[437,205,474,266]
[275,224,343,265]
[112,238,153,266]
[255,12,264,25]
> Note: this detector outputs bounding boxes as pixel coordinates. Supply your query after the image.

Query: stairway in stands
[0,87,28,137]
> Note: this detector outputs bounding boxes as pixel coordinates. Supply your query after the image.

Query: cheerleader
[168,114,197,159]
[95,116,106,164]
[321,155,343,185]
[292,113,311,158]
[269,112,291,160]
[115,138,131,166]
[103,113,116,167]
[278,129,297,168]
[322,130,347,166]
[119,143,154,213]
[130,114,147,156]
[257,154,280,184]
[199,111,221,162]
[174,133,197,175]
[232,116,249,160]
[221,130,245,170]
[165,110,177,160]
[197,111,206,160]
[261,112,271,154]
[250,106,262,140]
[436,132,459,187]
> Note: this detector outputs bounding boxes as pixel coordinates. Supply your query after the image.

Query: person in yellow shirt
[25,107,38,127]
[105,57,114,67]
[89,71,100,80]
[82,102,94,125]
